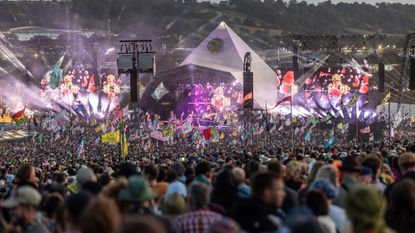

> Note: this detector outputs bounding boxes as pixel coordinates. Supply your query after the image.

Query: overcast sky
[208,0,414,4]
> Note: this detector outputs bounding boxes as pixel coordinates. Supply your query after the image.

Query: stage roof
[180,22,277,109]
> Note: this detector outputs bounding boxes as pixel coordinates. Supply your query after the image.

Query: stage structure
[117,40,155,106]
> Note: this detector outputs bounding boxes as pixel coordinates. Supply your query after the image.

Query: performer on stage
[327,74,350,99]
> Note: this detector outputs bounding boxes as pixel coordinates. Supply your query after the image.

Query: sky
[207,0,414,4]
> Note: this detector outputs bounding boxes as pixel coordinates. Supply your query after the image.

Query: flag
[12,108,25,124]
[211,127,219,142]
[181,120,193,135]
[76,136,85,160]
[151,82,169,101]
[304,131,311,142]
[101,131,120,143]
[49,54,65,89]
[360,126,371,134]
[337,123,343,129]
[120,122,128,158]
[346,91,358,108]
[324,136,335,147]
[273,96,292,108]
[381,92,391,105]
[311,116,317,125]
[203,128,212,141]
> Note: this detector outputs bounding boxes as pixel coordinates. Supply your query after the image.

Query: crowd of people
[0,109,415,233]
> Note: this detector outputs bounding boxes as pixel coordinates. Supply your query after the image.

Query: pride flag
[12,108,26,126]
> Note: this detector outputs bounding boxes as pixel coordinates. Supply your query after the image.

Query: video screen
[40,67,125,117]
[304,67,369,99]
[176,82,243,119]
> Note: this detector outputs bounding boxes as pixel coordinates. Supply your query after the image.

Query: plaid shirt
[174,210,222,233]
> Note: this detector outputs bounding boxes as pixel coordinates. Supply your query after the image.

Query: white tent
[181,22,277,109]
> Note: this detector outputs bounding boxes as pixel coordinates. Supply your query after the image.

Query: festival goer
[230,172,285,233]
[174,182,222,233]
[309,178,348,233]
[361,155,386,193]
[343,187,390,233]
[3,186,49,233]
[385,179,415,233]
[333,157,361,207]
[305,190,337,233]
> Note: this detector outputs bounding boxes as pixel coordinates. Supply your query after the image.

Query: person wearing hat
[333,157,361,208]
[119,176,176,233]
[3,186,49,233]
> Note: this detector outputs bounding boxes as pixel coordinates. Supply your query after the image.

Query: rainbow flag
[12,108,26,126]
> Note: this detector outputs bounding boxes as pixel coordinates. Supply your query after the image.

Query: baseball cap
[3,186,41,208]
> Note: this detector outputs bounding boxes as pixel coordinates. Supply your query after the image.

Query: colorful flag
[181,120,193,135]
[49,54,65,89]
[203,128,212,141]
[119,121,128,158]
[211,127,219,142]
[76,136,85,160]
[12,108,25,123]
[324,136,335,147]
[337,123,343,129]
[273,96,292,108]
[151,82,169,101]
[101,131,120,143]
[304,131,311,142]
[381,92,391,105]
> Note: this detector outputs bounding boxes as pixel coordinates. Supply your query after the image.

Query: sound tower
[378,61,385,93]
[130,55,138,103]
[243,72,253,109]
[292,46,299,80]
[243,52,253,109]
[410,57,415,90]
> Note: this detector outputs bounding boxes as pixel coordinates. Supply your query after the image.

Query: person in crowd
[3,186,49,233]
[144,165,159,189]
[309,178,348,233]
[63,192,92,233]
[174,182,222,233]
[122,215,167,233]
[193,161,212,186]
[305,190,337,233]
[385,152,415,201]
[230,172,286,233]
[209,168,238,214]
[333,157,361,207]
[315,165,339,188]
[284,161,308,192]
[361,155,386,193]
[267,159,299,212]
[232,167,251,199]
[385,179,415,233]
[80,197,121,233]
[343,187,390,233]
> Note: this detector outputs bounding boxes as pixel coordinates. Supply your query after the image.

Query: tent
[180,22,277,109]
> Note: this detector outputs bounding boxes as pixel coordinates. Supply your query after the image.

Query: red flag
[203,128,212,141]
[273,96,292,108]
[12,107,25,121]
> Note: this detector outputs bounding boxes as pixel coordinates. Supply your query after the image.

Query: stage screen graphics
[176,82,243,122]
[303,67,370,116]
[40,67,126,117]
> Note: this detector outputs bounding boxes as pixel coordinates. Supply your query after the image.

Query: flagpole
[355,99,358,146]
[291,89,294,153]
[388,96,392,147]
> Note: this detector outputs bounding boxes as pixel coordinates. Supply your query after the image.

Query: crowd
[0,113,415,233]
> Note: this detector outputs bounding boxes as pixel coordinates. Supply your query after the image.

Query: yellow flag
[381,92,391,105]
[101,131,120,143]
[95,126,101,133]
[337,123,343,129]
[121,134,128,158]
